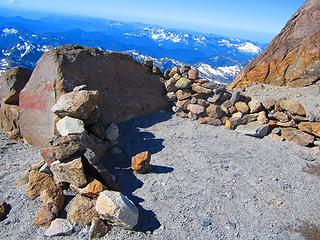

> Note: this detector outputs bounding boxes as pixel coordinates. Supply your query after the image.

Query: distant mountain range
[0,9,267,83]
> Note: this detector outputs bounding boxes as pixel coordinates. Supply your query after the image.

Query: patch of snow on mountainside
[219,39,262,54]
[219,39,233,48]
[2,28,18,35]
[40,45,51,52]
[20,42,32,58]
[126,50,182,70]
[198,63,242,81]
[2,49,10,57]
[142,28,183,43]
[193,36,207,45]
[237,42,262,54]
[0,59,9,72]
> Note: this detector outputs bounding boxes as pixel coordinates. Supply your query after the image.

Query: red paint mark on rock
[19,82,54,112]
[19,92,49,111]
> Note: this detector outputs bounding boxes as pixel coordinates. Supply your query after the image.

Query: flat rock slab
[0,113,320,239]
[235,121,270,138]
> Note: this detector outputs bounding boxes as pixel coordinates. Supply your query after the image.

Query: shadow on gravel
[149,165,174,174]
[108,111,173,232]
[289,222,320,240]
[0,202,11,221]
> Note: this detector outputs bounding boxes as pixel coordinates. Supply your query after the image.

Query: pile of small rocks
[15,86,152,238]
[156,64,320,149]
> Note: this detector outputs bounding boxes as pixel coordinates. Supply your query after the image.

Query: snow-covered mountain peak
[218,39,262,54]
[197,63,242,81]
[238,42,262,54]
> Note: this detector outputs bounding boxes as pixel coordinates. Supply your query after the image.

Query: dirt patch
[303,164,320,176]
[292,222,320,240]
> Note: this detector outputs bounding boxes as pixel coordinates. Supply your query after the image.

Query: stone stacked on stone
[20,86,141,237]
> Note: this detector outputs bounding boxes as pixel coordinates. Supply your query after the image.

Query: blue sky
[0,0,305,42]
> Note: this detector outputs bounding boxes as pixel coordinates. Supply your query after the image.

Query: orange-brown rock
[229,0,320,89]
[176,99,190,111]
[80,179,106,198]
[206,104,226,119]
[279,100,306,116]
[271,112,289,123]
[131,151,151,174]
[268,120,296,128]
[197,117,222,126]
[281,128,315,146]
[235,102,250,114]
[67,195,99,225]
[33,206,56,226]
[298,122,320,137]
[27,170,56,200]
[0,104,20,133]
[19,45,169,147]
[33,185,64,226]
[176,90,192,101]
[225,117,242,130]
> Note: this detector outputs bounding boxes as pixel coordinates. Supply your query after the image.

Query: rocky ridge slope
[229,0,320,88]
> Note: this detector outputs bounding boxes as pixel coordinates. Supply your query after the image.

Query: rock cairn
[0,50,159,237]
[159,64,320,149]
[18,86,144,238]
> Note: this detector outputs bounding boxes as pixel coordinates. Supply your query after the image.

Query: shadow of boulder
[103,111,174,232]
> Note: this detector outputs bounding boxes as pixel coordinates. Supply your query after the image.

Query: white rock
[235,121,270,138]
[232,112,243,119]
[45,218,74,237]
[95,191,139,230]
[56,116,85,137]
[106,123,119,142]
[39,163,51,174]
[73,85,87,92]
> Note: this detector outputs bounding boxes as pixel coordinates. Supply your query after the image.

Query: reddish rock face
[229,0,320,89]
[19,45,169,147]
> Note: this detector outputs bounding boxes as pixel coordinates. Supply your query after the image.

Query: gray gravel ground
[0,112,320,240]
[244,84,320,116]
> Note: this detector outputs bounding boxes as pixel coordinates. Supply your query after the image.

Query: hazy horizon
[0,0,305,42]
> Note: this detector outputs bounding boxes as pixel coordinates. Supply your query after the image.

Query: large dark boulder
[0,67,32,105]
[229,0,320,89]
[19,45,169,147]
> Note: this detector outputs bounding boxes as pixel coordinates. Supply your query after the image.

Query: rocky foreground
[0,112,320,239]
